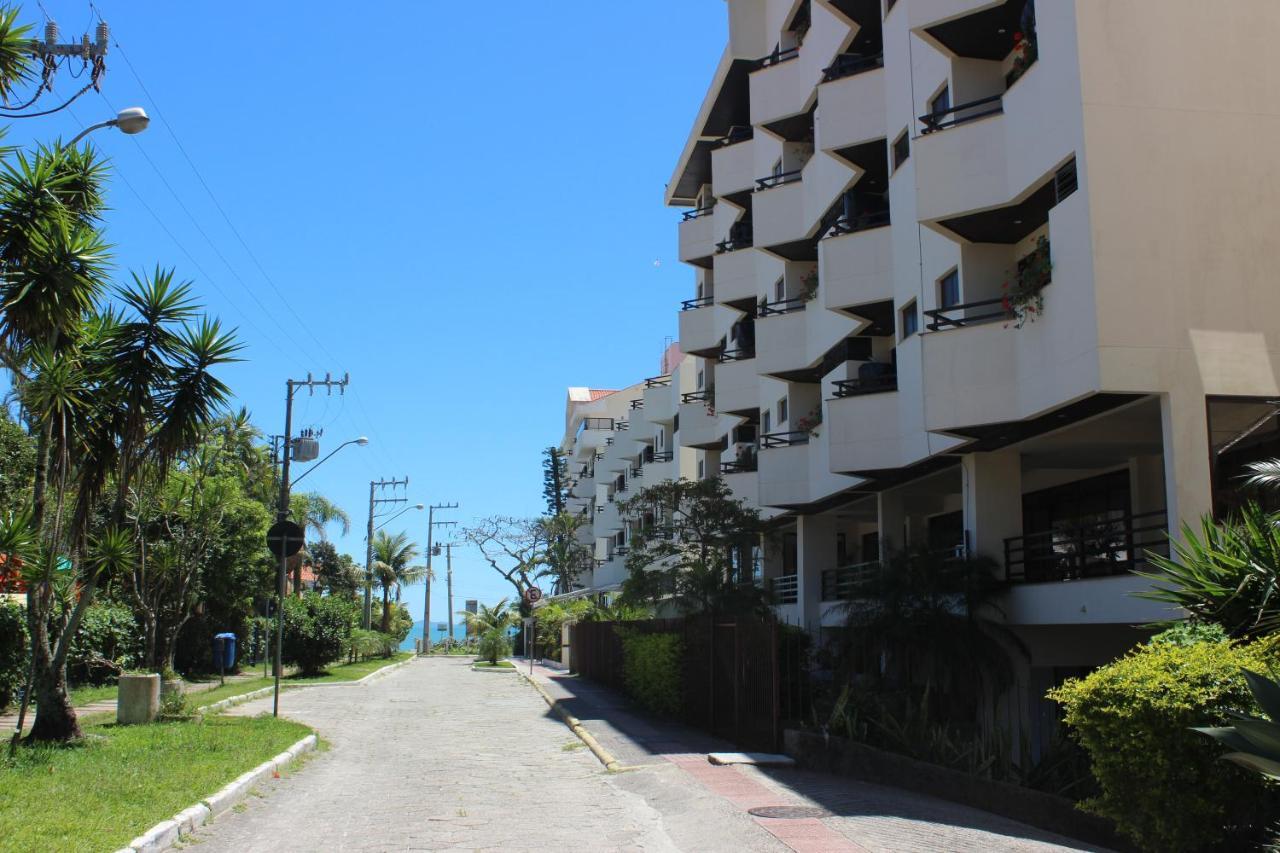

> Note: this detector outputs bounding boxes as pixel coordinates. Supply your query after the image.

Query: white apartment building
[664,0,1280,741]
[557,345,701,599]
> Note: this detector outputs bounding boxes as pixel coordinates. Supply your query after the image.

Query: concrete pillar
[117,673,159,725]
[1160,390,1213,531]
[796,514,838,633]
[961,448,1024,563]
[1130,453,1166,516]
[877,488,907,560]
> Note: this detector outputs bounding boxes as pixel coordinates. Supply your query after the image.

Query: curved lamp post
[67,106,150,147]
[291,436,369,488]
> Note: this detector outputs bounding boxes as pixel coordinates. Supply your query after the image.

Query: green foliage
[1150,621,1230,647]
[533,598,592,658]
[66,600,142,685]
[1196,667,1280,781]
[477,628,511,665]
[280,593,357,676]
[542,446,567,516]
[347,628,397,661]
[1138,503,1280,638]
[0,411,34,519]
[537,512,589,595]
[308,540,360,598]
[619,630,682,716]
[0,598,25,711]
[1050,637,1280,851]
[461,598,517,635]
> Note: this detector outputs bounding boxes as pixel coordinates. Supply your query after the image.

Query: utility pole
[274,372,348,718]
[445,543,455,652]
[364,477,409,630]
[422,503,458,652]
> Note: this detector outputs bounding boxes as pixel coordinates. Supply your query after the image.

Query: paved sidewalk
[524,662,1109,853]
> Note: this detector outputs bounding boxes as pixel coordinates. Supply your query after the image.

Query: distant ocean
[401,620,470,651]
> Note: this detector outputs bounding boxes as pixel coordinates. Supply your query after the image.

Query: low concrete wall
[784,729,1130,851]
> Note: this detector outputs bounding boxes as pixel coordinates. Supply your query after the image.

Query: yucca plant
[1195,668,1280,780]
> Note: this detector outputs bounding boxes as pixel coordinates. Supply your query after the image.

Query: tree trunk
[380,588,391,633]
[27,607,80,742]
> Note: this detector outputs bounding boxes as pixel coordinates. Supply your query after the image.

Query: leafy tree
[542,446,567,516]
[288,491,351,596]
[616,478,767,615]
[308,540,360,598]
[280,592,357,676]
[370,530,421,634]
[0,598,24,711]
[459,598,517,634]
[0,410,34,519]
[537,512,589,596]
[461,517,549,615]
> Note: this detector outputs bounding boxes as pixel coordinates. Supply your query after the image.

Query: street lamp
[67,106,150,147]
[364,502,423,630]
[374,503,425,533]
[290,436,369,488]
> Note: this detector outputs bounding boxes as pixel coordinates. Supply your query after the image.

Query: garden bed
[286,652,412,684]
[0,715,311,852]
[472,660,515,671]
[784,728,1129,851]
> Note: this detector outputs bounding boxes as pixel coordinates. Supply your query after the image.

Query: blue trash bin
[213,632,237,670]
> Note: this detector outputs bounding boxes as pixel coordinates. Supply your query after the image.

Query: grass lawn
[67,682,118,707]
[472,660,514,669]
[286,651,412,684]
[0,715,311,852]
[190,676,276,709]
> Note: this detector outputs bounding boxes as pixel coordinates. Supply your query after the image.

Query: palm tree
[289,492,350,595]
[458,598,517,634]
[371,530,421,633]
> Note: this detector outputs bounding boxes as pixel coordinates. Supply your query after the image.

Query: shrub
[281,593,357,675]
[477,628,511,665]
[0,600,26,712]
[619,630,682,716]
[1149,621,1229,647]
[67,600,142,685]
[1050,637,1280,851]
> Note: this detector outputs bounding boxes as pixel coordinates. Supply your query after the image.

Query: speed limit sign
[524,586,543,604]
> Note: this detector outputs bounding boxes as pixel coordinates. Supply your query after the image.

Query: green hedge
[620,631,682,716]
[1050,636,1280,851]
[67,600,142,684]
[281,593,358,675]
[0,600,25,711]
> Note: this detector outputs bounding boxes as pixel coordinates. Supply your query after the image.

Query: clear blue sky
[12,1,725,626]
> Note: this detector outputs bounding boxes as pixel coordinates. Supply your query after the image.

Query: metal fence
[571,614,809,751]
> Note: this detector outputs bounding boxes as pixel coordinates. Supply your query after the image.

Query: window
[939,269,960,308]
[885,0,898,14]
[900,300,919,339]
[762,410,772,434]
[1054,157,1078,204]
[892,129,910,170]
[697,458,705,479]
[778,397,788,425]
[697,368,705,389]
[930,85,950,118]
[774,277,785,302]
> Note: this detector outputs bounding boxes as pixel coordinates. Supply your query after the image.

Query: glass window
[900,300,919,339]
[930,85,950,117]
[778,397,789,424]
[939,270,960,308]
[892,129,910,170]
[762,410,772,434]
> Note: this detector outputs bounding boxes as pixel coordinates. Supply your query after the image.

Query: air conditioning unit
[291,436,320,462]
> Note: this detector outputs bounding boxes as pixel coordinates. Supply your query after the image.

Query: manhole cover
[748,806,832,820]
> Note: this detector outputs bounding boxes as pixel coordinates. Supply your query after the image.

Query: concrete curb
[196,685,276,714]
[116,733,318,852]
[471,664,517,672]
[514,665,623,772]
[288,655,415,688]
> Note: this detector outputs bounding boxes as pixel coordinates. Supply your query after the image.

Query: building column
[1160,390,1213,531]
[961,447,1023,563]
[876,487,907,560]
[796,514,837,633]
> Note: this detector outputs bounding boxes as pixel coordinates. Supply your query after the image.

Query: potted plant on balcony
[1001,236,1052,329]
[795,406,823,438]
[800,269,819,302]
[1005,29,1038,89]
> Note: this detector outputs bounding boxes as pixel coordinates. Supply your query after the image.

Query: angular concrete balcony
[749,4,847,127]
[758,429,856,507]
[678,211,716,264]
[573,418,614,460]
[816,66,885,152]
[820,225,892,311]
[642,375,676,423]
[827,389,908,475]
[715,356,758,416]
[678,299,721,357]
[677,397,721,450]
[712,246,758,304]
[595,496,622,534]
[752,177,807,251]
[722,469,758,507]
[712,138,755,197]
[756,301,857,379]
[642,452,676,485]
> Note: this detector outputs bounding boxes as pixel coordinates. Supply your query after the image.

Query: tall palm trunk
[381,586,392,633]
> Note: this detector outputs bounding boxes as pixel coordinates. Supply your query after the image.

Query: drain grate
[748,805,832,820]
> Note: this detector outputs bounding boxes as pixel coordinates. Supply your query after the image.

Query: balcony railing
[716,223,753,254]
[821,560,882,601]
[770,574,798,604]
[613,420,629,431]
[832,371,897,398]
[829,208,890,238]
[821,52,884,83]
[644,375,671,388]
[681,205,715,222]
[718,347,755,363]
[754,45,800,70]
[717,125,753,147]
[756,169,803,191]
[761,430,810,449]
[720,456,758,474]
[581,417,615,431]
[613,545,629,557]
[629,398,644,410]
[651,450,674,463]
[681,389,713,404]
[919,94,1003,134]
[630,467,642,478]
[604,436,614,446]
[1004,510,1170,584]
[681,295,713,311]
[758,296,808,317]
[923,297,1010,331]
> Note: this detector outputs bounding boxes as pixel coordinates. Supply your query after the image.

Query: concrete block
[117,674,160,725]
[129,818,179,853]
[173,803,210,835]
[202,782,244,817]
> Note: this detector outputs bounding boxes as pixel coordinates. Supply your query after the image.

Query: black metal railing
[681,205,715,222]
[716,223,753,254]
[681,295,714,311]
[681,389,713,404]
[756,169,803,191]
[721,456,759,474]
[821,52,884,83]
[924,297,1010,331]
[758,296,808,317]
[630,467,643,478]
[630,398,644,410]
[829,208,891,237]
[832,373,898,398]
[1004,510,1170,583]
[821,560,882,601]
[754,45,800,70]
[613,420,629,431]
[919,93,1004,134]
[651,450,674,463]
[770,574,799,604]
[613,545,629,557]
[604,436,614,446]
[761,430,810,449]
[645,375,672,388]
[718,347,755,362]
[581,417,615,431]
[717,125,754,147]
[595,452,604,461]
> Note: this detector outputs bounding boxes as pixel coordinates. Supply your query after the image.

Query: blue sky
[9,1,726,626]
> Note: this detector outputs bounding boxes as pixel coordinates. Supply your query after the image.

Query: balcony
[761,430,809,449]
[716,220,754,254]
[816,63,885,152]
[1004,510,1169,584]
[820,225,892,311]
[720,445,758,474]
[769,574,798,605]
[919,94,1004,136]
[820,560,881,602]
[715,356,758,416]
[832,371,897,398]
[574,418,614,459]
[822,52,883,84]
[678,297,720,356]
[712,246,757,303]
[677,400,720,449]
[642,375,675,422]
[753,176,806,250]
[712,136,755,197]
[750,5,847,127]
[679,211,716,264]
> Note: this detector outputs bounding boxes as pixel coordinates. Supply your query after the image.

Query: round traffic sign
[266,520,306,558]
[524,586,543,604]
